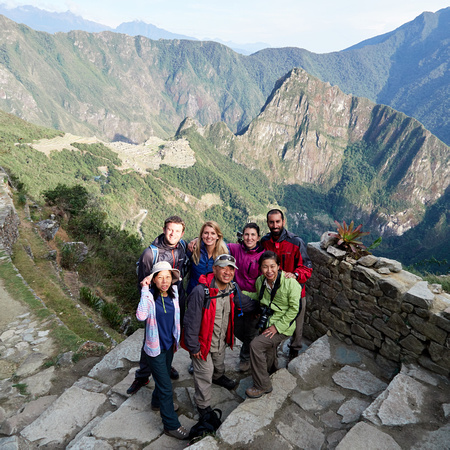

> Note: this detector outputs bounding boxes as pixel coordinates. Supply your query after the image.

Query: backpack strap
[149,244,159,265]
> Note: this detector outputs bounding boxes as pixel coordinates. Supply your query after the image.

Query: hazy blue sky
[3,1,449,53]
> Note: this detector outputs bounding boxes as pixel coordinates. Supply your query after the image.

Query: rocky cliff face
[198,68,449,235]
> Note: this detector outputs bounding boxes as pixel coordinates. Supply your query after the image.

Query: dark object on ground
[126,378,149,395]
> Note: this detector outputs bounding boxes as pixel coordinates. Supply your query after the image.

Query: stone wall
[304,241,450,376]
[0,168,19,255]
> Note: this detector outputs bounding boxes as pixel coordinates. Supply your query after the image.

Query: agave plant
[330,220,370,256]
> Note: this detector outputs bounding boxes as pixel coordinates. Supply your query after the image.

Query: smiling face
[163,222,185,247]
[260,258,280,284]
[213,264,235,289]
[243,227,259,249]
[201,225,219,248]
[267,212,285,238]
[153,270,172,294]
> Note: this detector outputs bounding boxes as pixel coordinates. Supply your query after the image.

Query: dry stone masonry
[0,169,19,255]
[304,238,450,377]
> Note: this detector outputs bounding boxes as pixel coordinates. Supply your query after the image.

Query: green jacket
[244,272,302,336]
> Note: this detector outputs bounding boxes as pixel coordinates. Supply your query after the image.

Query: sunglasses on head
[216,255,236,263]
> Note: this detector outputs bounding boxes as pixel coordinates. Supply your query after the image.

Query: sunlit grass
[5,202,123,351]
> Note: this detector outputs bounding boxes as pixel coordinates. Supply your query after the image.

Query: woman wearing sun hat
[136,261,188,440]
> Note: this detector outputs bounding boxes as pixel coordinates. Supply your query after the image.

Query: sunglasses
[215,255,236,263]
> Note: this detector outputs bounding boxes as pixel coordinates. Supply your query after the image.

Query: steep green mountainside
[0,109,275,243]
[0,8,448,144]
[0,95,448,273]
[199,68,449,234]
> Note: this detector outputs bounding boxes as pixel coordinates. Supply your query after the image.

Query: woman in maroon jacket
[228,223,265,372]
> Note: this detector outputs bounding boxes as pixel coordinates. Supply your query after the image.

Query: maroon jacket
[261,228,312,296]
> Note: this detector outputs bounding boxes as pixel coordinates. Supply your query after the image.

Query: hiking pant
[141,346,180,431]
[289,296,306,350]
[234,311,259,362]
[249,332,288,391]
[191,340,226,409]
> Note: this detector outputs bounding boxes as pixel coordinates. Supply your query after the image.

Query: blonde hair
[192,221,228,265]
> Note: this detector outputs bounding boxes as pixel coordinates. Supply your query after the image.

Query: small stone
[357,255,378,267]
[327,246,347,258]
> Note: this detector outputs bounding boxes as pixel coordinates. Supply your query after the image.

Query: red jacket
[261,228,312,296]
[181,273,257,360]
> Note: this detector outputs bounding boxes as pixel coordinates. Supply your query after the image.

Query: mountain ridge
[0,8,448,144]
[0,3,268,55]
[182,68,449,238]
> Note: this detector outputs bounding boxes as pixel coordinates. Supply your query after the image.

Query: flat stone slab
[0,436,19,450]
[15,352,47,377]
[288,335,331,384]
[21,386,107,446]
[364,373,427,426]
[22,366,55,398]
[88,329,144,379]
[276,404,325,449]
[335,422,401,450]
[337,397,371,423]
[91,388,163,443]
[178,435,219,449]
[411,423,450,450]
[291,386,345,411]
[217,369,297,445]
[2,395,57,435]
[66,436,113,450]
[332,365,387,395]
[73,376,110,393]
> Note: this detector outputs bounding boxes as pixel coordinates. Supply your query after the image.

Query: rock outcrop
[0,169,19,255]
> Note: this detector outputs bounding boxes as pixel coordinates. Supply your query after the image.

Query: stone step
[1,331,449,449]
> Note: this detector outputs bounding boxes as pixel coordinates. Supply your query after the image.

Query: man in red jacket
[261,209,313,361]
[182,254,257,417]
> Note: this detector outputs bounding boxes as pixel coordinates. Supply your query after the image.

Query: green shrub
[60,244,78,270]
[43,184,89,216]
[79,287,103,311]
[101,302,123,329]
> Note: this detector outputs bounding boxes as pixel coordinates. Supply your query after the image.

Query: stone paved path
[1,328,449,449]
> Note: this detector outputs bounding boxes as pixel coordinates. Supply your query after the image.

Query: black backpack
[189,408,222,442]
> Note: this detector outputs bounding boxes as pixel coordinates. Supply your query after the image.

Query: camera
[236,231,243,244]
[255,306,273,331]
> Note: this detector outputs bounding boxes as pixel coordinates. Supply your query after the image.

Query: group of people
[129,210,312,440]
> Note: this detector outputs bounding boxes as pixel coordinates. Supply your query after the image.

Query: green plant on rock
[13,383,29,396]
[331,220,370,257]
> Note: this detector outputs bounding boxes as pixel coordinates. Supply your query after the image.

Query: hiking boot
[245,385,273,398]
[188,363,194,375]
[126,378,149,395]
[164,426,189,440]
[239,360,251,372]
[212,375,236,390]
[197,405,213,417]
[170,366,179,380]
